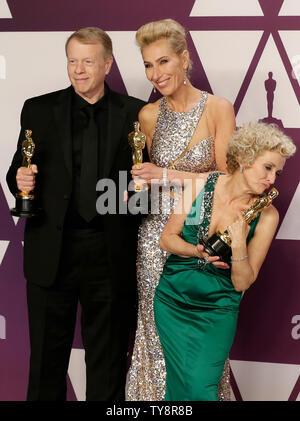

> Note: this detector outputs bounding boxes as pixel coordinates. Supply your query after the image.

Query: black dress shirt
[65,86,109,229]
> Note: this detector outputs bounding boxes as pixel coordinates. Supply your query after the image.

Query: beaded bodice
[150,92,216,173]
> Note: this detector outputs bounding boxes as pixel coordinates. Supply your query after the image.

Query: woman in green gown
[154,122,296,401]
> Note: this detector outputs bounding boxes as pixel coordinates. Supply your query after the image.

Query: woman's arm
[228,206,279,292]
[159,177,228,268]
[159,178,205,257]
[138,103,159,159]
[208,97,236,172]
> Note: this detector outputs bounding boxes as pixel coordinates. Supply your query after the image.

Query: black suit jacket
[6,85,146,295]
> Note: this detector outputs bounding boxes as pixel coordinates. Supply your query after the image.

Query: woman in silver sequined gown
[126,19,236,401]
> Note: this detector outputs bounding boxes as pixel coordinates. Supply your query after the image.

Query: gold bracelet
[231,255,248,263]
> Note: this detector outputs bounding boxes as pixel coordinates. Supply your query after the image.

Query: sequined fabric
[126,93,230,401]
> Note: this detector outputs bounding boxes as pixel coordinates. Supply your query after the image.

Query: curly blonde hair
[226,122,296,174]
[136,19,192,75]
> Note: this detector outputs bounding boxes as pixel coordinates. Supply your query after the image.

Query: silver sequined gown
[126,93,230,401]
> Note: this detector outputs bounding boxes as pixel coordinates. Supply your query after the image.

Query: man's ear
[105,56,114,75]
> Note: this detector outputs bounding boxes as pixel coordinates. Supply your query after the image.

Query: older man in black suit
[6,27,146,401]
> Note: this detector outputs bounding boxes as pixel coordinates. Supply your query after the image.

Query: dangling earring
[239,166,243,173]
[183,67,188,86]
[153,85,156,93]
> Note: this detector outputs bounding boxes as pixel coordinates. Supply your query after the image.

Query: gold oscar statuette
[10,129,41,218]
[199,188,279,262]
[128,121,148,192]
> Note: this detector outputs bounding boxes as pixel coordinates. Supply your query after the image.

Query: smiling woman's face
[141,38,188,95]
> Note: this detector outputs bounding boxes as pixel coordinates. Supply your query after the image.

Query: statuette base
[10,196,41,218]
[199,233,232,264]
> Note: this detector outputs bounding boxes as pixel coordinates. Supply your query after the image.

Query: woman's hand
[227,213,250,249]
[131,162,163,184]
[196,244,230,269]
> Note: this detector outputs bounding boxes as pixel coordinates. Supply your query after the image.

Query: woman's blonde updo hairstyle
[136,19,192,75]
[226,121,296,174]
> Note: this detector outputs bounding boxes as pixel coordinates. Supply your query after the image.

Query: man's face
[67,38,113,103]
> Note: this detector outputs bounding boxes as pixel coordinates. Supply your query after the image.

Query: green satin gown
[154,173,260,401]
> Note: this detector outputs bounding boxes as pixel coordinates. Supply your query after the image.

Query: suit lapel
[102,89,127,179]
[52,86,73,178]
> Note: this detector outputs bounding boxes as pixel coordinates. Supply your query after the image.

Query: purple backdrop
[0,0,299,401]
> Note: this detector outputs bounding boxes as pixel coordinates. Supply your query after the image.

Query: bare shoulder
[138,100,160,125]
[256,204,280,235]
[206,93,234,116]
[260,203,279,223]
[138,100,161,146]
